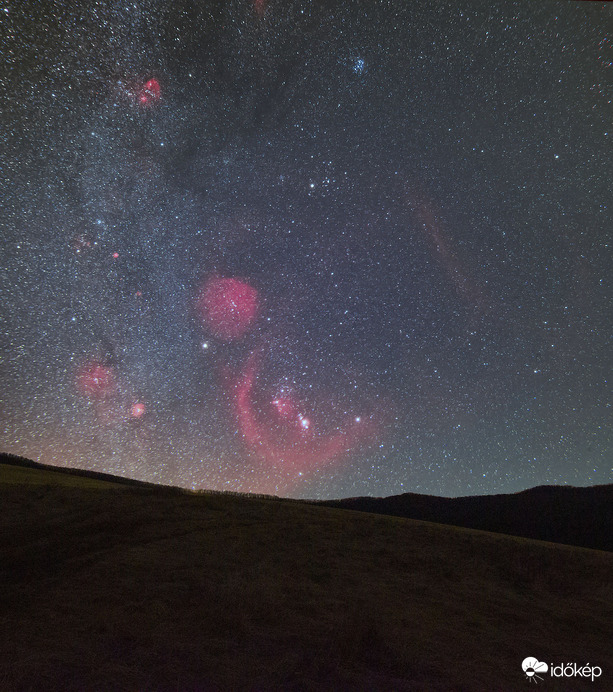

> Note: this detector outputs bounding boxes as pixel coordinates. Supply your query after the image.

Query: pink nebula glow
[253,0,267,17]
[230,350,380,474]
[138,78,161,106]
[76,362,117,400]
[196,275,260,341]
[130,402,146,418]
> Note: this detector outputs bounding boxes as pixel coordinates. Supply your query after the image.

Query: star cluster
[1,0,611,498]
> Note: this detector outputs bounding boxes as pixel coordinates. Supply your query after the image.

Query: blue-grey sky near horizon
[1,0,611,499]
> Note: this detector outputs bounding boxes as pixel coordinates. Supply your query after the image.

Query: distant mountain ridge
[3,452,611,552]
[313,483,613,552]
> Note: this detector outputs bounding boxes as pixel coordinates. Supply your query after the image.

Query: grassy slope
[1,464,612,691]
[0,462,129,489]
[315,484,613,552]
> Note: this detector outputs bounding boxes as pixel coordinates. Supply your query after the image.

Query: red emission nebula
[76,362,117,400]
[230,350,381,474]
[193,273,385,479]
[138,78,161,106]
[196,275,260,341]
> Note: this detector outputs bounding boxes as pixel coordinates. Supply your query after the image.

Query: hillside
[1,461,612,691]
[315,484,613,552]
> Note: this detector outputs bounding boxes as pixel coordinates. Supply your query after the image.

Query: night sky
[2,0,611,499]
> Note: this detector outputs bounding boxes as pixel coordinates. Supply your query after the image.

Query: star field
[1,0,611,498]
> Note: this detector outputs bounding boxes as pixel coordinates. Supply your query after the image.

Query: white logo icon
[522,657,549,683]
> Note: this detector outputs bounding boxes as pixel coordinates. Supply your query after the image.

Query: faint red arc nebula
[230,349,381,475]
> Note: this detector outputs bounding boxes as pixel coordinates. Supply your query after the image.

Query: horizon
[1,451,609,503]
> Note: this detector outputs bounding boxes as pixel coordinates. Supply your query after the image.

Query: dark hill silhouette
[0,452,166,490]
[3,452,611,552]
[314,484,613,552]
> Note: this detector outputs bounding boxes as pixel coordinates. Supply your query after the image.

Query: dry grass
[1,463,612,691]
[0,463,129,489]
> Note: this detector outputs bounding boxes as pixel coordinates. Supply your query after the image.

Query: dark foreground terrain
[315,483,613,552]
[1,459,612,691]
